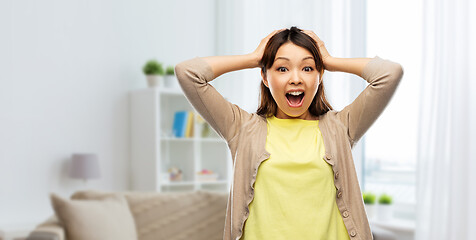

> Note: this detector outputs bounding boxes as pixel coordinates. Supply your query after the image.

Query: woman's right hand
[302,30,333,70]
[200,29,285,78]
[250,29,285,67]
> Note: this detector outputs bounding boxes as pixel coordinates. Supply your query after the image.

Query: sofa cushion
[50,193,138,240]
[71,190,228,240]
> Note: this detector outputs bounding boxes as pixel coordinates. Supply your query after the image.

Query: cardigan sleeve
[175,57,251,143]
[336,56,404,148]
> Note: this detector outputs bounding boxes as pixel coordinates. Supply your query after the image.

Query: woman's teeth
[288,91,303,96]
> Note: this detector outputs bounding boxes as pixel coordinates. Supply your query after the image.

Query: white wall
[0,0,216,225]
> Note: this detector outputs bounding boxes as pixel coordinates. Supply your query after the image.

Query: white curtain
[415,0,476,239]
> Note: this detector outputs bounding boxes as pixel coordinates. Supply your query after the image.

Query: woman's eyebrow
[275,56,314,61]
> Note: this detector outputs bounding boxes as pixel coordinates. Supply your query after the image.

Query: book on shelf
[172,111,187,137]
[185,111,194,137]
[172,111,194,138]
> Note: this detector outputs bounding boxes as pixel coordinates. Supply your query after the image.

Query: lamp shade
[69,153,101,180]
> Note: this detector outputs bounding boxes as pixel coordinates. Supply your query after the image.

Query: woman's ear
[261,71,269,88]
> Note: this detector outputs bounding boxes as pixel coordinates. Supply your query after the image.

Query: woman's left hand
[302,30,333,70]
[251,28,286,67]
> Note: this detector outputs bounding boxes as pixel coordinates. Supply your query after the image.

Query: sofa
[26,190,396,240]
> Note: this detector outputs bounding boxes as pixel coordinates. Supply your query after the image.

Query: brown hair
[256,26,333,118]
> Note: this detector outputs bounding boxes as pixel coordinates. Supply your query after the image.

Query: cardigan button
[337,190,343,198]
[334,171,339,179]
[325,153,333,160]
[350,230,357,237]
[342,210,349,218]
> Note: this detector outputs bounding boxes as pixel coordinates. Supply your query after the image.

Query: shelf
[161,137,195,142]
[161,137,225,143]
[200,138,225,143]
[161,180,228,186]
[131,87,232,193]
[161,181,195,186]
[198,180,228,185]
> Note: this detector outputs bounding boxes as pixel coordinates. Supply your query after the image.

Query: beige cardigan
[175,56,403,240]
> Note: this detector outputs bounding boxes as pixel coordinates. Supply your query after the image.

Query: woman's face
[262,42,320,120]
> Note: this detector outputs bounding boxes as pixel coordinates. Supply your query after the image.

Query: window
[364,0,422,220]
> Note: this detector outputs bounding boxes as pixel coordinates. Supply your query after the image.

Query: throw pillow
[50,193,138,240]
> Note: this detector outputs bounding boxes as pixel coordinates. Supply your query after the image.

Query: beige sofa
[26,190,395,240]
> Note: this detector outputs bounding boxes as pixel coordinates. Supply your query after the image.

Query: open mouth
[285,91,305,108]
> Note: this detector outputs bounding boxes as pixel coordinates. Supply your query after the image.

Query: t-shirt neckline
[268,115,319,126]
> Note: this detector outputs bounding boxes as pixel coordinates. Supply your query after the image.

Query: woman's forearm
[325,57,373,78]
[202,54,260,79]
[201,54,372,80]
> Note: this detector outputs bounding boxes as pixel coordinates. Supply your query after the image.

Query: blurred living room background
[1,0,475,240]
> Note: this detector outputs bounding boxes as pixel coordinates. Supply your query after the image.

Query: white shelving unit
[130,86,232,193]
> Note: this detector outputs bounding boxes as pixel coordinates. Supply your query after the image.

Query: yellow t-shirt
[241,116,350,240]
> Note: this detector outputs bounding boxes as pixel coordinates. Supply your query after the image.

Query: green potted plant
[377,193,393,221]
[362,191,376,219]
[164,65,179,89]
[142,59,164,88]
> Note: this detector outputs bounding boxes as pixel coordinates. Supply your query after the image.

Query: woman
[175,26,403,240]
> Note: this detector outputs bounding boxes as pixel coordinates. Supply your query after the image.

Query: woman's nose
[289,70,302,85]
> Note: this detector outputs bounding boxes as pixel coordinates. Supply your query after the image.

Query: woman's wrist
[324,57,372,77]
[246,53,261,68]
[323,56,336,72]
[202,54,262,78]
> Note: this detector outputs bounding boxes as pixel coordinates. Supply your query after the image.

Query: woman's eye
[277,67,288,72]
[303,66,313,72]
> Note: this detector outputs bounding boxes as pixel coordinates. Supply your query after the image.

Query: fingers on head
[266,28,290,39]
[274,28,286,34]
[303,30,314,37]
[268,30,278,38]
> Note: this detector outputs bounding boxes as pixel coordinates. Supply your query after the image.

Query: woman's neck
[275,110,319,120]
